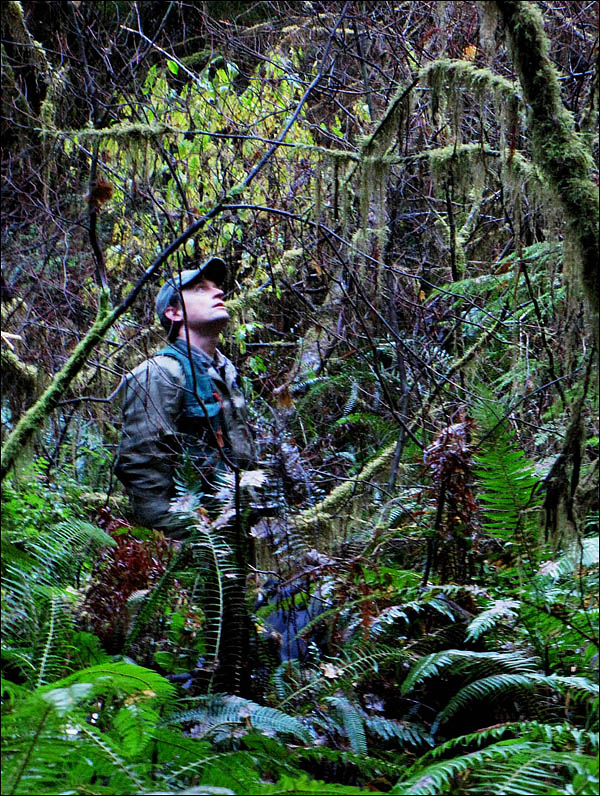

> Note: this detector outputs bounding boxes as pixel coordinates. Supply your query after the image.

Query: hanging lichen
[428,143,487,196]
[336,80,413,261]
[340,161,352,243]
[347,84,412,283]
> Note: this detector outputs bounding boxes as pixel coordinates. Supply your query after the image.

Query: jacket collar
[172,338,225,370]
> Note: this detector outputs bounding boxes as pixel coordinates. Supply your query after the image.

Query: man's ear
[164,305,183,323]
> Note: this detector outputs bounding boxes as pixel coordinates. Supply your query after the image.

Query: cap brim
[182,257,227,288]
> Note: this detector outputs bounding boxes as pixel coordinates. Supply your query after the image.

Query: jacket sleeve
[114,356,185,526]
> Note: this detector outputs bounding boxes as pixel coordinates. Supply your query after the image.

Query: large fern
[2,519,114,686]
[1,662,176,796]
[324,696,368,754]
[123,515,239,674]
[403,649,597,721]
[279,646,405,708]
[473,424,542,546]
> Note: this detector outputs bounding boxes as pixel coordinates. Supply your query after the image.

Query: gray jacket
[115,342,255,536]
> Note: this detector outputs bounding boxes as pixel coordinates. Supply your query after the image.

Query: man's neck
[176,329,219,359]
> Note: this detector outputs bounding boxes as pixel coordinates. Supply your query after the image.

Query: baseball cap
[155,256,227,335]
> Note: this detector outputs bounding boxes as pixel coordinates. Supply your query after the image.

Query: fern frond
[391,741,585,795]
[439,673,598,723]
[123,518,239,669]
[368,603,411,634]
[325,696,367,754]
[164,694,313,744]
[2,663,180,794]
[3,572,76,686]
[2,697,56,796]
[268,772,389,794]
[343,379,360,416]
[2,662,172,796]
[417,720,597,765]
[45,661,176,705]
[280,647,404,707]
[294,745,407,780]
[4,519,114,584]
[34,593,72,688]
[401,650,538,696]
[468,748,596,795]
[465,599,521,641]
[76,722,147,791]
[143,728,215,779]
[112,702,161,757]
[474,425,542,543]
[541,536,600,579]
[369,594,462,638]
[273,658,305,701]
[271,515,314,561]
[37,519,116,578]
[251,704,313,744]
[365,716,434,748]
[122,556,183,653]
[2,518,115,687]
[185,526,233,668]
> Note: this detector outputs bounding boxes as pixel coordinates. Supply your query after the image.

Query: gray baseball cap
[155,256,227,335]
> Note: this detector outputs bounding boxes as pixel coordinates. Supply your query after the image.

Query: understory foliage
[2,1,599,794]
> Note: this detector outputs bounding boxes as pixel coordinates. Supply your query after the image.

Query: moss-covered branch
[47,126,360,164]
[294,440,398,529]
[1,289,114,478]
[495,0,599,321]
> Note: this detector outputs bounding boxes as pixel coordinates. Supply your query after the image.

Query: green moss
[359,81,411,157]
[1,347,39,383]
[313,160,323,227]
[428,143,487,190]
[180,50,211,69]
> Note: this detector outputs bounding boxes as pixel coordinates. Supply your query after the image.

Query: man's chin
[206,314,230,332]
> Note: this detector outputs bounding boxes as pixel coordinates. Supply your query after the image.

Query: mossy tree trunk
[495,0,598,325]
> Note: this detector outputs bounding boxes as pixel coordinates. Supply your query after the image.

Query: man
[115,255,256,539]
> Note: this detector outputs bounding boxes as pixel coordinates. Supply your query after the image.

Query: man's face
[166,278,229,332]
